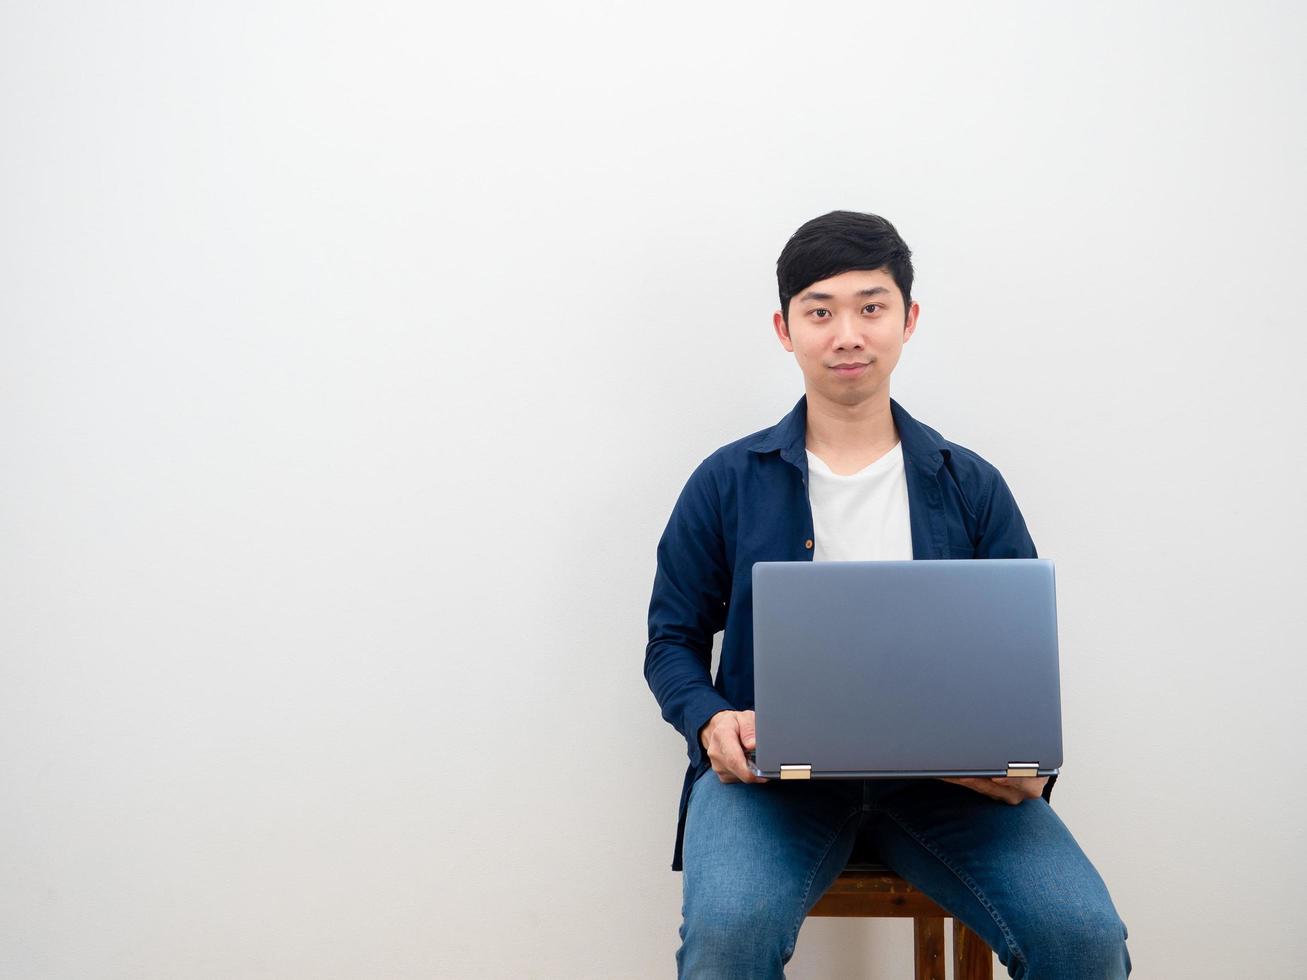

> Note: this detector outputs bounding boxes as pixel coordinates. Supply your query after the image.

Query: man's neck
[803,388,900,475]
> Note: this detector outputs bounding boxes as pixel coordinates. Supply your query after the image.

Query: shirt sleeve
[973,466,1038,560]
[975,465,1058,805]
[644,458,736,769]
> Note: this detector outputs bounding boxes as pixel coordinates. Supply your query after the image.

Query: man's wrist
[699,709,728,750]
[699,718,713,750]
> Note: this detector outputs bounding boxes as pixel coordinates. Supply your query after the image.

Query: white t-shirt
[805,441,914,562]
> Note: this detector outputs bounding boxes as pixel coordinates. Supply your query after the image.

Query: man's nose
[833,314,865,350]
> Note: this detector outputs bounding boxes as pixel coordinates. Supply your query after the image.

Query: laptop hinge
[780,764,812,780]
[1005,762,1040,778]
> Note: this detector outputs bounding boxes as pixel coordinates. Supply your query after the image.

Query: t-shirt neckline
[805,440,903,480]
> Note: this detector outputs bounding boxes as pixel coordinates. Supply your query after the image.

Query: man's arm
[973,465,1038,560]
[963,464,1059,805]
[644,459,736,771]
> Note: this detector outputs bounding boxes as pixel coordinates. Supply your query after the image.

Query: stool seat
[809,863,994,980]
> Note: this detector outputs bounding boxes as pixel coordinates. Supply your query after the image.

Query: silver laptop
[748,558,1062,781]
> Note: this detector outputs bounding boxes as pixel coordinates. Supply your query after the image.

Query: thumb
[738,711,757,750]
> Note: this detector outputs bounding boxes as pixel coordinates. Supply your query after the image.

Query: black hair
[776,211,914,323]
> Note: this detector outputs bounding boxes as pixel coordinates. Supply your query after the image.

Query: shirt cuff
[681,689,737,768]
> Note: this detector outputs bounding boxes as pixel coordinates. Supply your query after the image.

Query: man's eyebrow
[796,286,890,303]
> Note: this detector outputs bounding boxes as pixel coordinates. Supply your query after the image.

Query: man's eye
[811,309,830,318]
[864,304,881,314]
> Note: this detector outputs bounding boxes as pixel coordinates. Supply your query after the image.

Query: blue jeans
[678,769,1130,979]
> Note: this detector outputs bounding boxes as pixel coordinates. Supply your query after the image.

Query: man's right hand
[699,709,768,783]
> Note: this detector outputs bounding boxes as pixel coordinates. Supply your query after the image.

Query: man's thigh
[864,779,1130,979]
[679,769,863,962]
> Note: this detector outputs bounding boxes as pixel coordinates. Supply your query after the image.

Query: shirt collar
[746,394,951,474]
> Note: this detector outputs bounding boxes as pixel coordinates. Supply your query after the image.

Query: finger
[720,741,758,783]
[955,777,1021,804]
[709,751,739,783]
[741,711,757,750]
[719,731,765,784]
[990,783,1025,804]
[993,776,1044,800]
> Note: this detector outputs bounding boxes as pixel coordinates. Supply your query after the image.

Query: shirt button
[804,539,814,549]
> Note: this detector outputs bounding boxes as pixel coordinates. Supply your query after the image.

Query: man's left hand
[938,775,1049,805]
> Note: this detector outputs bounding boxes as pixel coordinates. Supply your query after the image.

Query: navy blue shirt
[645,394,1058,871]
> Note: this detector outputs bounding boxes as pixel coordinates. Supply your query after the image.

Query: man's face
[772,267,919,408]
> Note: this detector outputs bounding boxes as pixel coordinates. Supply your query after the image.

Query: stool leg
[953,918,994,980]
[913,916,945,980]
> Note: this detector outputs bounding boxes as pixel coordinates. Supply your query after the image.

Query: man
[644,211,1131,978]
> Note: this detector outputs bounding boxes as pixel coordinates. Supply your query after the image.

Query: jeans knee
[1022,911,1130,979]
[677,899,793,979]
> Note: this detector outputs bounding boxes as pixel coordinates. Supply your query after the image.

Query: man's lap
[678,768,867,969]
[680,767,865,916]
[679,770,1130,978]
[867,779,1130,974]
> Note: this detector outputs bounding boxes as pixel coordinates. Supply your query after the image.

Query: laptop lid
[750,558,1062,780]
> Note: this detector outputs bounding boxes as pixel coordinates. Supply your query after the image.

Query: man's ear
[902,301,920,343]
[772,310,795,352]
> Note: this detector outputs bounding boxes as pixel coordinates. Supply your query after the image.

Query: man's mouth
[830,361,871,375]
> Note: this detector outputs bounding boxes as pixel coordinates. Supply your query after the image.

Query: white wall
[3,2,1304,977]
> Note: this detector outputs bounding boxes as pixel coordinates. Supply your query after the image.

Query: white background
[3,2,1304,977]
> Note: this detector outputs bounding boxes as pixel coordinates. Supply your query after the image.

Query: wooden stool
[809,863,994,980]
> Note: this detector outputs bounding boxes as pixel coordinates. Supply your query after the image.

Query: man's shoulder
[940,436,1005,482]
[894,404,1009,496]
[668,420,787,518]
[689,419,788,480]
[706,424,776,461]
[905,411,1035,549]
